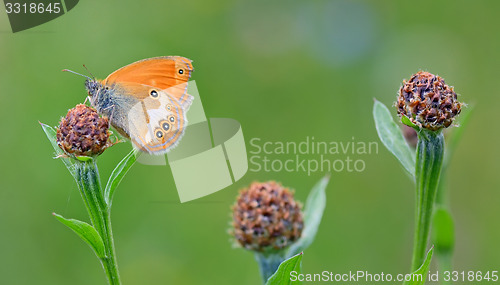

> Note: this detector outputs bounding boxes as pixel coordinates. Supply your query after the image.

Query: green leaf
[53,213,106,259]
[40,122,76,180]
[75,155,93,162]
[432,207,454,254]
[286,175,329,258]
[373,100,416,179]
[404,247,434,285]
[401,115,418,130]
[104,149,137,206]
[266,253,303,285]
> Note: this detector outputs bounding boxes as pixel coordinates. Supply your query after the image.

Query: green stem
[101,211,120,285]
[255,253,284,284]
[411,129,444,272]
[75,160,121,285]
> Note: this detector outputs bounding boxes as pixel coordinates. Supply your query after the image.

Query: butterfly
[65,56,194,155]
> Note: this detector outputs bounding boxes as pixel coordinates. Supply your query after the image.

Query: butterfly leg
[106,131,124,148]
[101,104,116,120]
[101,105,126,145]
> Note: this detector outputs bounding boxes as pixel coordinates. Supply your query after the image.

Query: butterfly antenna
[83,64,96,80]
[62,69,93,81]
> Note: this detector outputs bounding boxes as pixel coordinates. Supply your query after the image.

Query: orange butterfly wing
[103,56,193,103]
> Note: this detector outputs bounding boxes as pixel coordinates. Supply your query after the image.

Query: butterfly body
[85,80,138,138]
[81,56,194,155]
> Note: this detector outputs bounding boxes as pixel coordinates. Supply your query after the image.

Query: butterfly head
[84,78,101,98]
[84,79,114,116]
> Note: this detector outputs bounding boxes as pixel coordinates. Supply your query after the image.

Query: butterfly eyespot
[162,122,170,131]
[178,69,184,74]
[150,90,158,98]
[166,104,173,111]
[155,129,164,139]
[169,116,175,123]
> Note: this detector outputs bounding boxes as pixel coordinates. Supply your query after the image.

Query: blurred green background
[1,0,499,284]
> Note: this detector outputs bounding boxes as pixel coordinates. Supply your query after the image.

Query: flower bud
[397,71,462,131]
[57,104,111,157]
[231,181,303,253]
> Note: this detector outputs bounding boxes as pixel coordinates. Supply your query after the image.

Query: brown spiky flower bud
[57,104,111,157]
[397,71,462,131]
[232,181,303,253]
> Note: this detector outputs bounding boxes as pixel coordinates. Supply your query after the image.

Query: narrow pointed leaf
[104,149,137,206]
[404,247,434,285]
[286,175,329,258]
[401,115,418,130]
[266,253,303,285]
[373,100,415,179]
[75,155,93,162]
[40,123,76,179]
[53,213,106,259]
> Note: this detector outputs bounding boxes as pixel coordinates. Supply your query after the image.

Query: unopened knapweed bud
[397,71,462,131]
[231,181,303,253]
[57,104,111,157]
